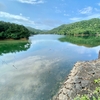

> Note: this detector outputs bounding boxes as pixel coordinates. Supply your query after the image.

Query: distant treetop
[0,21,30,40]
[46,18,100,36]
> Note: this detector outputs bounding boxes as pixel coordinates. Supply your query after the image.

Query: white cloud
[16,0,44,4]
[20,13,22,16]
[55,10,62,13]
[87,13,100,19]
[79,6,93,14]
[69,13,100,23]
[55,6,62,13]
[98,3,100,6]
[69,17,81,21]
[0,11,34,25]
[0,11,62,30]
[64,14,69,16]
[94,8,100,12]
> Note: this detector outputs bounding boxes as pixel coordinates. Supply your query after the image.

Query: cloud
[0,11,34,25]
[55,6,62,13]
[43,19,63,27]
[69,13,100,23]
[55,10,62,13]
[87,13,100,19]
[69,17,81,21]
[16,0,44,4]
[64,14,69,16]
[0,2,5,10]
[79,6,93,14]
[35,19,64,29]
[0,11,62,30]
[94,8,100,12]
[98,3,100,6]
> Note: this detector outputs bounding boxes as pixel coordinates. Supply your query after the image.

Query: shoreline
[0,38,28,41]
[0,39,29,44]
[53,59,100,100]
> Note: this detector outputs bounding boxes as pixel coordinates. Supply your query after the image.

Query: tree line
[46,18,100,36]
[0,21,31,40]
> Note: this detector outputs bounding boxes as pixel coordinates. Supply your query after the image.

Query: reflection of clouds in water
[0,53,16,61]
[66,43,77,47]
[65,43,87,54]
[0,56,61,100]
[31,40,58,46]
[66,42,100,54]
[88,54,92,57]
[29,35,62,47]
[68,45,100,55]
[71,46,100,60]
[76,47,86,54]
[65,44,100,59]
[31,40,46,45]
[92,46,100,54]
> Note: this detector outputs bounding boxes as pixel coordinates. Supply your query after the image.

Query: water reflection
[0,56,63,100]
[0,41,31,55]
[0,35,100,100]
[59,36,100,47]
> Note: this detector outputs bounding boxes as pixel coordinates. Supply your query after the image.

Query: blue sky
[0,0,100,30]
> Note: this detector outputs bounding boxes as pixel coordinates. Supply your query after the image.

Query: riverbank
[53,59,100,100]
[0,39,29,44]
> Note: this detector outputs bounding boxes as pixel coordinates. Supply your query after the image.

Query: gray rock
[53,59,100,100]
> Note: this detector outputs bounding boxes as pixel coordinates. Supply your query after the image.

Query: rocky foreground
[53,59,100,100]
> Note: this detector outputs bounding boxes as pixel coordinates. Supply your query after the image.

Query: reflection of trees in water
[0,41,31,55]
[59,36,100,47]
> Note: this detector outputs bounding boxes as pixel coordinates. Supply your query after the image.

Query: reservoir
[0,34,100,100]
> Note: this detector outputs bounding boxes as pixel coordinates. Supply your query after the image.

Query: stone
[53,59,100,100]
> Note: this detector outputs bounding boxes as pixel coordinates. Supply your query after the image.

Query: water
[0,34,100,100]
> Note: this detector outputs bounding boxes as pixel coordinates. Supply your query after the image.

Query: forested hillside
[27,27,43,34]
[0,21,30,40]
[46,18,100,36]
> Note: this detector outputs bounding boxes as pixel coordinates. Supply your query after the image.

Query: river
[0,34,100,100]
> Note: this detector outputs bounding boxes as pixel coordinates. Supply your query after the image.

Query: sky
[0,0,100,30]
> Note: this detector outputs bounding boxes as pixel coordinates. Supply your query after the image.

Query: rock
[53,59,100,100]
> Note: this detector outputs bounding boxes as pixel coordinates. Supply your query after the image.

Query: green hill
[0,21,30,40]
[46,18,100,36]
[27,27,43,34]
[27,27,47,34]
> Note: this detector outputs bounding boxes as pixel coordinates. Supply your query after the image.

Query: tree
[0,21,30,40]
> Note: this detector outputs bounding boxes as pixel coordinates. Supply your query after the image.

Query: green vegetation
[74,78,100,100]
[27,27,46,34]
[27,27,42,35]
[0,40,30,55]
[0,21,30,40]
[47,18,100,36]
[59,36,100,47]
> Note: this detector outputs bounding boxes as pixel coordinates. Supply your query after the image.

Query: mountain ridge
[45,18,100,36]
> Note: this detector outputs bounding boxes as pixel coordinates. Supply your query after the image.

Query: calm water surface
[0,34,100,100]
